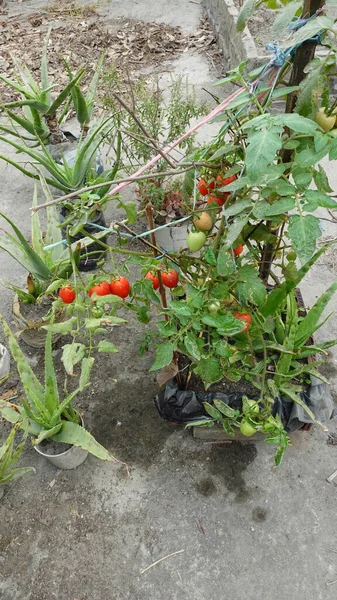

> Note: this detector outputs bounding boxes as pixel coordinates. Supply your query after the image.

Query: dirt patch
[0,4,220,104]
[208,441,258,503]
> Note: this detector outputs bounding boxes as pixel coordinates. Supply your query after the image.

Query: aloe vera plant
[0,315,115,462]
[0,28,85,144]
[0,115,116,193]
[0,178,80,303]
[0,424,35,486]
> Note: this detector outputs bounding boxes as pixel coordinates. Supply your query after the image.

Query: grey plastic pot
[155,223,188,252]
[34,418,88,470]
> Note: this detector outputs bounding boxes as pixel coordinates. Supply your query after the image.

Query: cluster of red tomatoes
[145,269,179,290]
[198,173,237,211]
[58,276,131,304]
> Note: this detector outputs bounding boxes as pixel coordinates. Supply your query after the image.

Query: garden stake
[145,202,168,314]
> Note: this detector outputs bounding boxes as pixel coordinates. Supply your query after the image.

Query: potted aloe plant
[0,315,115,470]
[0,28,104,145]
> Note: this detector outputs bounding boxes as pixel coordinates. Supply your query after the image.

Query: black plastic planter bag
[154,375,336,432]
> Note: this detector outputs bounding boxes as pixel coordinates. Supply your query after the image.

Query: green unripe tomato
[330,128,337,138]
[208,301,221,316]
[92,305,104,318]
[315,107,335,132]
[287,251,297,261]
[187,231,206,252]
[240,419,256,437]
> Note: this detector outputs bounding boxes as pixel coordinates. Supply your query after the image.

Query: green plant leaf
[282,16,334,48]
[245,128,283,181]
[221,215,249,250]
[274,113,319,134]
[237,265,267,307]
[52,421,116,461]
[61,343,86,376]
[184,331,202,360]
[288,214,321,264]
[194,357,222,388]
[213,399,237,418]
[79,357,95,391]
[295,58,327,118]
[236,0,256,32]
[272,0,302,35]
[295,280,337,347]
[97,340,119,353]
[201,312,245,335]
[302,190,337,211]
[253,197,295,219]
[224,199,252,218]
[42,317,77,334]
[117,200,137,224]
[217,248,235,276]
[261,243,334,316]
[204,247,217,266]
[0,211,52,281]
[150,341,175,371]
[169,301,196,317]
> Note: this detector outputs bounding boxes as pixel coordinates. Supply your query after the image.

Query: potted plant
[105,74,208,251]
[133,5,337,464]
[0,179,82,346]
[0,315,116,470]
[0,28,104,145]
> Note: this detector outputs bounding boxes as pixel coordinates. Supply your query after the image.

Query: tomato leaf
[288,214,322,264]
[236,265,267,307]
[245,128,283,182]
[184,331,202,361]
[150,341,175,371]
[194,357,223,388]
[97,340,119,353]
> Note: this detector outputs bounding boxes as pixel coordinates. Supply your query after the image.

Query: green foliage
[0,424,35,486]
[0,315,115,462]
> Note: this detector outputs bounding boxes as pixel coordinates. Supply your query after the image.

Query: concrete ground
[1,2,337,600]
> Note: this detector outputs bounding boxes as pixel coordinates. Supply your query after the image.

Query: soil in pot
[13,295,64,348]
[59,206,108,271]
[38,438,72,455]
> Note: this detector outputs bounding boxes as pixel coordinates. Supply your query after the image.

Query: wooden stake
[145,202,168,315]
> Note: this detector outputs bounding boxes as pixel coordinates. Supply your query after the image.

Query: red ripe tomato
[217,173,237,188]
[233,243,244,257]
[59,286,76,304]
[88,281,111,297]
[207,195,226,208]
[198,178,216,196]
[233,312,252,333]
[110,276,130,298]
[161,269,179,288]
[145,271,159,290]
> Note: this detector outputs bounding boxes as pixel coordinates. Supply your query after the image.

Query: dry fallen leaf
[156,362,179,388]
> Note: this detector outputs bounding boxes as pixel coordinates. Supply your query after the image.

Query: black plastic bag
[154,375,336,432]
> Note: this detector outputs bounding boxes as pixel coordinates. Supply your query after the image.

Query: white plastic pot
[34,417,88,470]
[0,344,10,380]
[155,223,188,252]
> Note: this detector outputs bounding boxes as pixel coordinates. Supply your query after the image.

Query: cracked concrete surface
[1,1,337,600]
